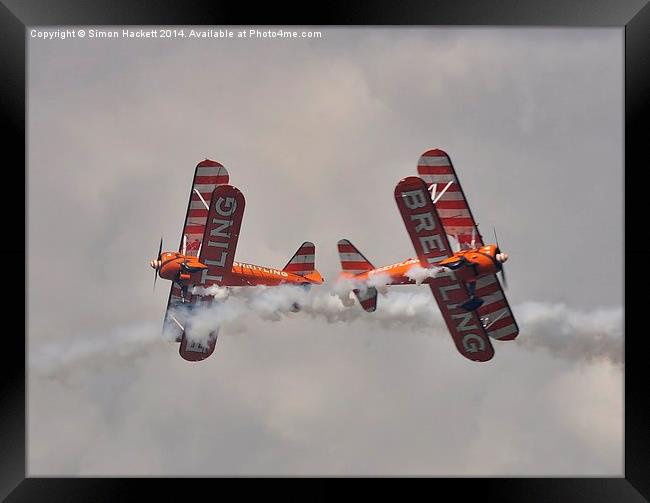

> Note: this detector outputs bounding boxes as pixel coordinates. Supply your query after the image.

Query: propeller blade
[182,235,187,256]
[154,236,163,291]
[493,227,508,288]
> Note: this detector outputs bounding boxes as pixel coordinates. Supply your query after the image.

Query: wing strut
[193,188,210,211]
[483,309,508,330]
[169,314,185,331]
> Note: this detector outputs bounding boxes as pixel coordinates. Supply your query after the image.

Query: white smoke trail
[30,285,623,375]
[167,286,624,366]
[513,301,623,366]
[29,321,161,375]
[329,273,391,296]
[365,272,392,289]
[405,265,444,285]
[190,284,230,300]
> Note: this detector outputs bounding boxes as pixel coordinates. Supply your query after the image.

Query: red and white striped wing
[475,275,519,340]
[394,176,494,362]
[417,149,518,341]
[181,159,230,256]
[163,160,229,343]
[417,149,483,250]
[176,184,245,361]
[195,184,245,287]
[394,176,454,267]
[170,159,229,305]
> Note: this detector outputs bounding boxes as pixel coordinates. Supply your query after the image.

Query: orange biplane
[150,159,323,362]
[337,149,518,362]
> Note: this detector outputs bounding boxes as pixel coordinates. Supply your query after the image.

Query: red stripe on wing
[195,175,229,185]
[418,166,454,175]
[440,217,475,227]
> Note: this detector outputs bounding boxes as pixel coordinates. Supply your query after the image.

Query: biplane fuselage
[151,253,324,287]
[349,244,507,285]
[230,261,323,286]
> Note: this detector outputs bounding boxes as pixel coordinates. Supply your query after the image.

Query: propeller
[152,236,163,291]
[493,228,508,289]
[500,259,508,289]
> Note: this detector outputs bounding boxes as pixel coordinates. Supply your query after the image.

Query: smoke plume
[30,286,623,375]
[405,265,445,285]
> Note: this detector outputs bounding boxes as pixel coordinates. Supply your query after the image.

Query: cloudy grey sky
[27,26,623,476]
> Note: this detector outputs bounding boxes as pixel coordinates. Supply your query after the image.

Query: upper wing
[394,176,494,361]
[394,176,454,267]
[416,149,483,250]
[194,184,245,287]
[162,160,229,346]
[165,160,229,316]
[417,149,519,341]
[180,159,230,255]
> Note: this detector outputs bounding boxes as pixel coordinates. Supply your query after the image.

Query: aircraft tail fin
[283,242,323,283]
[337,239,375,275]
[337,239,377,312]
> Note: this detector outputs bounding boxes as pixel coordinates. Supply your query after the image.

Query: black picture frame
[3,1,648,500]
